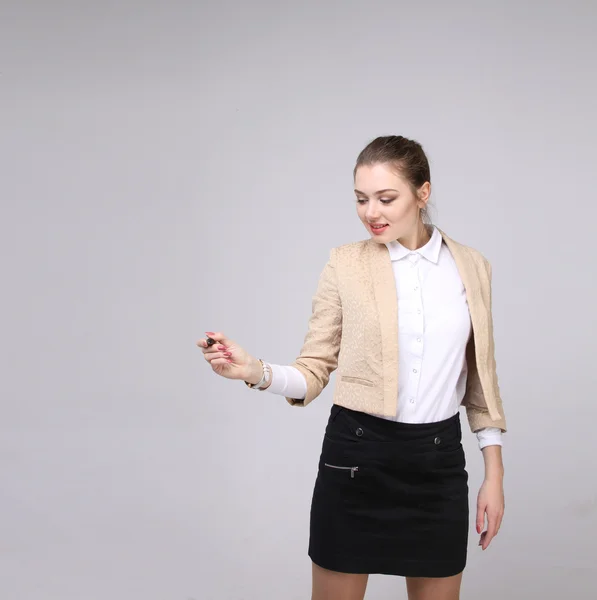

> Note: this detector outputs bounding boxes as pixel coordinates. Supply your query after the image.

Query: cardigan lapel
[437,228,499,420]
[367,240,399,416]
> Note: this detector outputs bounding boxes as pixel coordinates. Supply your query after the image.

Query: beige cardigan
[285,228,507,433]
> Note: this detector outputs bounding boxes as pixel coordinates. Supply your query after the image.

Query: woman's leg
[311,562,369,600]
[405,572,463,600]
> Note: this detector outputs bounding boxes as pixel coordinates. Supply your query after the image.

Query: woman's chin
[368,227,393,241]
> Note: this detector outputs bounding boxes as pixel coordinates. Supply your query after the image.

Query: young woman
[198,136,506,600]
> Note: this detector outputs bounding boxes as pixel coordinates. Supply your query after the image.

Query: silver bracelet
[244,359,272,390]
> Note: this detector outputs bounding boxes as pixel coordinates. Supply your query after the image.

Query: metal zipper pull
[324,463,359,478]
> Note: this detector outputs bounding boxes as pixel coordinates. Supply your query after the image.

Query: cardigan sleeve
[464,257,507,433]
[284,247,343,407]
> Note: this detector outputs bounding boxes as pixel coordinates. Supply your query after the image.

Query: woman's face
[354,162,429,243]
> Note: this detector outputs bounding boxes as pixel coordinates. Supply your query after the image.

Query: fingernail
[217,345,226,350]
[226,359,232,363]
[206,331,215,335]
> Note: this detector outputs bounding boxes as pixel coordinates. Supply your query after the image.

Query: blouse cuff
[476,426,503,450]
[266,364,307,399]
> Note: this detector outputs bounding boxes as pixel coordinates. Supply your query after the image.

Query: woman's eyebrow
[354,188,399,195]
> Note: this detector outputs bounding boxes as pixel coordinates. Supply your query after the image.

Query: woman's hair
[353,135,433,225]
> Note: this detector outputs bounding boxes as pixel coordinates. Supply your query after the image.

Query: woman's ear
[417,181,431,205]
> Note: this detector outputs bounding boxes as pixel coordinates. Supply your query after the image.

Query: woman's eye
[356,197,395,204]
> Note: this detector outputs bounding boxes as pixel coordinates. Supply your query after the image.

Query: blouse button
[355,427,364,437]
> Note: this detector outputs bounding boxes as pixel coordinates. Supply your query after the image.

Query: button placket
[395,250,433,417]
[414,259,424,402]
[404,255,424,411]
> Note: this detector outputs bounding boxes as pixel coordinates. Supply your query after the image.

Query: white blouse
[265,226,503,450]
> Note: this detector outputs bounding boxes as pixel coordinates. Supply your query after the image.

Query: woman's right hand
[197,331,261,383]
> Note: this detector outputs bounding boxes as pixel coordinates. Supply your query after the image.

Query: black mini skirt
[309,404,469,578]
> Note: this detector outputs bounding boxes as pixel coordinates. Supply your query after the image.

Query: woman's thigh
[311,562,369,600]
[405,572,463,600]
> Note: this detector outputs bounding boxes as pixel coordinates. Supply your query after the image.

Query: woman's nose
[366,207,380,220]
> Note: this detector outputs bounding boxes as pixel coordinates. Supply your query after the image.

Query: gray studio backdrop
[1,1,596,599]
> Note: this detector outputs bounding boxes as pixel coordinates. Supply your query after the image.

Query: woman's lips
[370,224,389,235]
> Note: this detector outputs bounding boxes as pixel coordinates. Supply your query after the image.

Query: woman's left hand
[476,477,504,550]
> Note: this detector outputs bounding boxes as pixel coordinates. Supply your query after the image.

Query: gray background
[1,0,596,598]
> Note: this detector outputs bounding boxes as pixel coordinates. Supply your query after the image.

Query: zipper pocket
[324,463,359,478]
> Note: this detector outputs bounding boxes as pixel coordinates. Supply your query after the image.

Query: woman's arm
[482,444,504,480]
[476,426,505,551]
[474,257,506,550]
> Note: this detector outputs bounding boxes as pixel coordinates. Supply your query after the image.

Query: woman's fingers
[197,331,248,380]
[199,342,230,356]
[479,506,504,550]
[198,335,231,354]
[201,345,232,361]
[197,332,234,366]
[476,504,486,535]
[204,331,232,346]
[204,350,231,362]
[481,515,498,550]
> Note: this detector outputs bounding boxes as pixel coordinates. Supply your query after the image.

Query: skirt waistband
[326,404,462,448]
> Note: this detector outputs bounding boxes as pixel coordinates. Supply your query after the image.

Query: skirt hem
[309,551,466,578]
